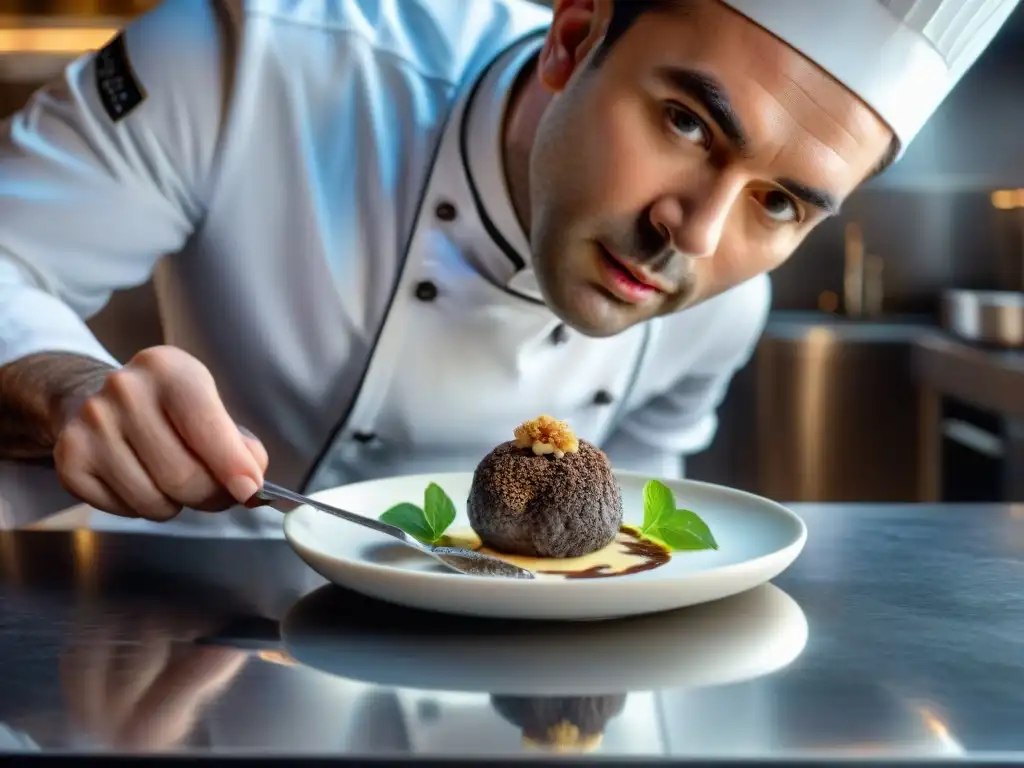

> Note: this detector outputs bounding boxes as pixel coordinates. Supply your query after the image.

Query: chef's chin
[533,242,664,337]
[541,279,652,338]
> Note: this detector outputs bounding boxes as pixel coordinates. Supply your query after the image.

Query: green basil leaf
[655,508,719,551]
[642,479,675,534]
[380,503,435,543]
[675,508,718,550]
[423,482,457,538]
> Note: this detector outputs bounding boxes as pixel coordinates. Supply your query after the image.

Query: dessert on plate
[467,415,623,558]
[379,413,713,579]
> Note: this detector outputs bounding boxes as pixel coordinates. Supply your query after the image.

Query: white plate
[280,581,808,695]
[283,470,807,621]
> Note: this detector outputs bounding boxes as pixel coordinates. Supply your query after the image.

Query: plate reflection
[278,582,808,755]
[280,581,809,696]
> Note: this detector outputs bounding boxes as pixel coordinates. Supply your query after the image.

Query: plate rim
[283,469,808,590]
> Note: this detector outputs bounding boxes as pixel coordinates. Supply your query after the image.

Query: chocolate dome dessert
[467,416,622,558]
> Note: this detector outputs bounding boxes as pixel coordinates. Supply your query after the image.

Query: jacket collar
[459,33,546,302]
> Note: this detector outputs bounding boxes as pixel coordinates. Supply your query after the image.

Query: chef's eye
[664,103,709,148]
[752,188,801,224]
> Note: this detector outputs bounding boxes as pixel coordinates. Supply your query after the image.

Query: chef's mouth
[597,244,676,295]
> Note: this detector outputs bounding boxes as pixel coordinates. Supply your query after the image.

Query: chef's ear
[539,0,612,92]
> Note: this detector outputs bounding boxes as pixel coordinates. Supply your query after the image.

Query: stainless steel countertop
[0,503,1023,762]
[765,311,936,343]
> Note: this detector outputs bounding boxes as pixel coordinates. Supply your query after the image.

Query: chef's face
[528,0,895,337]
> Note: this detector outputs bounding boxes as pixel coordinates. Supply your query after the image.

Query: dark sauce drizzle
[537,526,671,580]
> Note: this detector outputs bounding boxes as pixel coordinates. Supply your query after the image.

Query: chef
[0,0,1016,535]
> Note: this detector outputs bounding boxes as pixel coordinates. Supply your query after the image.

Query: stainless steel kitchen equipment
[911,332,1024,502]
[941,289,1024,348]
[755,314,931,502]
[843,222,865,317]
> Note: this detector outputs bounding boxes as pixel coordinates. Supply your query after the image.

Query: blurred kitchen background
[0,0,1020,509]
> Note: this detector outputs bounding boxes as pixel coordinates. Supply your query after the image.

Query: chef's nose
[648,174,745,259]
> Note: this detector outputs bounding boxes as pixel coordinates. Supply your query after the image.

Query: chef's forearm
[0,353,113,460]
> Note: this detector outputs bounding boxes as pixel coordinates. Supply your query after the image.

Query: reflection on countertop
[276,582,808,697]
[4,503,1022,759]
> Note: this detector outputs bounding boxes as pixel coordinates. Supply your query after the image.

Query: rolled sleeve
[0,0,234,368]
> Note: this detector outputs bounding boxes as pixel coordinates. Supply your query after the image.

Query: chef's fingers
[128,346,264,503]
[57,470,138,519]
[54,414,139,519]
[112,376,227,510]
[96,435,182,522]
[241,435,269,473]
[160,378,263,503]
[79,475,140,519]
[73,388,183,521]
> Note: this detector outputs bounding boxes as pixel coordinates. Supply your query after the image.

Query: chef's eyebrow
[655,66,751,154]
[776,177,839,215]
[654,66,839,216]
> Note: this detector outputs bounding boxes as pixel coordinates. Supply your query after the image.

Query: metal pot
[941,289,1024,348]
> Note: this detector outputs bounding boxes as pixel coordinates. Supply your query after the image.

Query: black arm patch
[95,33,147,122]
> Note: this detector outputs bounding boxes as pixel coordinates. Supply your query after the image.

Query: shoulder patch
[94,33,146,122]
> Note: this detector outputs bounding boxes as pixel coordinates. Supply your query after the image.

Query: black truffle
[467,439,623,558]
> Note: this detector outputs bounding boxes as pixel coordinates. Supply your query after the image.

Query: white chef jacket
[0,0,770,535]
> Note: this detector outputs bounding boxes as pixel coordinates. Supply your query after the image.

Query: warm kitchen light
[990,190,1017,209]
[918,707,963,753]
[257,650,297,666]
[990,189,1024,210]
[0,27,117,54]
[72,528,99,595]
[0,530,20,586]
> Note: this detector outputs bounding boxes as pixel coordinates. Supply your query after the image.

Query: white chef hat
[718,0,1021,154]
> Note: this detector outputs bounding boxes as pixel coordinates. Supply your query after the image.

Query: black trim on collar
[458,32,547,306]
[298,29,549,493]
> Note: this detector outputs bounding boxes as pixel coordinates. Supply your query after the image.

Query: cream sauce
[443,525,670,579]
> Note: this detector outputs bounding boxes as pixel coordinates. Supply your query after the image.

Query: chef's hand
[53,345,268,521]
